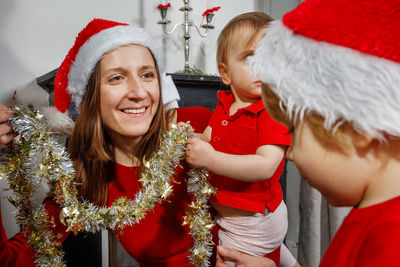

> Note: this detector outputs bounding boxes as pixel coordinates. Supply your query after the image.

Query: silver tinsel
[0,105,65,267]
[0,105,216,267]
[185,167,216,266]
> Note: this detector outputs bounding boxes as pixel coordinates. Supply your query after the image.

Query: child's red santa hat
[46,18,180,135]
[249,0,400,140]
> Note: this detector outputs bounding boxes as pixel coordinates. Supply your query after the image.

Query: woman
[0,18,213,266]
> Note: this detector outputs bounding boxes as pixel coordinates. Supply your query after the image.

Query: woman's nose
[127,79,147,99]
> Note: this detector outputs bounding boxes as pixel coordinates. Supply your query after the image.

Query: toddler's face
[222,35,263,103]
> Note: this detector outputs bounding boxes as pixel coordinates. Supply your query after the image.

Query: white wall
[0,0,259,105]
[0,0,302,263]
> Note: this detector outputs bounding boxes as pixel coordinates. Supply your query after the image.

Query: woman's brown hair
[68,49,168,206]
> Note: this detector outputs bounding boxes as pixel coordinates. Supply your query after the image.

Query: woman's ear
[218,63,231,85]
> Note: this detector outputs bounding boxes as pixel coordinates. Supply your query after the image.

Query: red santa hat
[249,0,400,140]
[46,18,179,134]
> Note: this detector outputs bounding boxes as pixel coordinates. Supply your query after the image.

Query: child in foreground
[248,0,400,266]
[186,12,296,267]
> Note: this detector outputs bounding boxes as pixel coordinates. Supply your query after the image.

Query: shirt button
[222,120,228,126]
[214,136,220,143]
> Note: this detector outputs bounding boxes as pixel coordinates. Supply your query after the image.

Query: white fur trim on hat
[162,74,180,105]
[41,106,74,136]
[68,25,179,109]
[249,21,400,140]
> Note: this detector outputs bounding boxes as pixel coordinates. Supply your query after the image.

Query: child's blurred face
[287,119,370,207]
[99,44,160,143]
[220,32,263,103]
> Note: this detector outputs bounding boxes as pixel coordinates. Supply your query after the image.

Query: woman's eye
[142,72,155,79]
[109,75,123,82]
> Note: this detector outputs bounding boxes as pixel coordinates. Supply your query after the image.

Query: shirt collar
[217,91,265,116]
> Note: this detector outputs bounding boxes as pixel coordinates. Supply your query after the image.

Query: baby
[186,12,295,267]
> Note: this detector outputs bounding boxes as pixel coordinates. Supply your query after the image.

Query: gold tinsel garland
[0,105,216,267]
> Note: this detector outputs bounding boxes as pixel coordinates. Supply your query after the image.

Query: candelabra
[157,0,220,72]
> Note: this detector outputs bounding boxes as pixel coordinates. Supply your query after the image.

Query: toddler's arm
[186,137,286,182]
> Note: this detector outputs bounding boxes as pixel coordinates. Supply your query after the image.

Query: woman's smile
[121,106,148,116]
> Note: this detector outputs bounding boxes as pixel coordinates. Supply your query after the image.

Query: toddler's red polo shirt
[208,91,291,213]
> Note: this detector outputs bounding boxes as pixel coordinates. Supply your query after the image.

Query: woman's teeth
[123,108,145,114]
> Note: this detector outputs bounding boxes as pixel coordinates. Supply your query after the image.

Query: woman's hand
[216,246,277,267]
[0,105,17,146]
[185,137,215,168]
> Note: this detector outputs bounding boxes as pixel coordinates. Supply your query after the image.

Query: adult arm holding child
[216,245,277,267]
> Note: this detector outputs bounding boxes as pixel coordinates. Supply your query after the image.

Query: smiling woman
[0,18,215,266]
[99,45,161,166]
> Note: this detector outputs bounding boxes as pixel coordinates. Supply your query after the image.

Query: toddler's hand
[185,137,214,168]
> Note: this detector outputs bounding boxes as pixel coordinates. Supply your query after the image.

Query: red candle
[158,0,171,9]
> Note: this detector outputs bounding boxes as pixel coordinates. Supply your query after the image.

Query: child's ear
[352,132,374,150]
[218,63,231,85]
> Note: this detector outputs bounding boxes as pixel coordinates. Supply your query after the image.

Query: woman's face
[99,44,160,144]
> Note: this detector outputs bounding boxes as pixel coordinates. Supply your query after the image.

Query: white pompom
[40,106,74,136]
